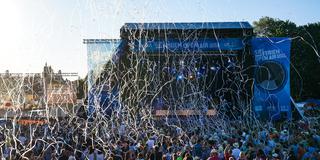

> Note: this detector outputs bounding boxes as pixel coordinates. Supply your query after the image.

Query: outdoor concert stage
[84,22,292,121]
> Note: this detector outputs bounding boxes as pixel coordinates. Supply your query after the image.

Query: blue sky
[0,0,319,78]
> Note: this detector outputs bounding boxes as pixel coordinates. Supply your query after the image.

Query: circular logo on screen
[255,61,287,92]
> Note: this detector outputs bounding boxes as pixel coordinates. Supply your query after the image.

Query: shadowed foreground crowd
[0,118,319,160]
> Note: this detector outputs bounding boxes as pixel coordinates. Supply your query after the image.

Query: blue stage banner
[134,38,245,53]
[252,37,291,120]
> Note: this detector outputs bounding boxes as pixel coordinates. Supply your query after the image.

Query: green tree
[253,17,320,100]
[294,23,320,99]
[253,17,297,37]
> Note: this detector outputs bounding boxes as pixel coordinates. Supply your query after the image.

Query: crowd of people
[0,117,319,160]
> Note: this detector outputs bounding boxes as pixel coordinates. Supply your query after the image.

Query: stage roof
[121,22,253,31]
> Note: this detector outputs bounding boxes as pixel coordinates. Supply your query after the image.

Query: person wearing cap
[207,149,219,160]
[238,151,247,160]
[231,142,241,159]
[217,145,224,160]
[271,153,280,160]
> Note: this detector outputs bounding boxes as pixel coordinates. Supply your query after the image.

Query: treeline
[253,17,320,101]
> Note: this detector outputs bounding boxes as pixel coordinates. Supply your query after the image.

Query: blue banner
[252,37,291,121]
[134,38,245,53]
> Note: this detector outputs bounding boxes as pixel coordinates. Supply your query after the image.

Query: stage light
[177,74,184,80]
[227,62,235,69]
[227,58,236,69]
[179,60,185,66]
[196,71,202,78]
[171,68,177,74]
